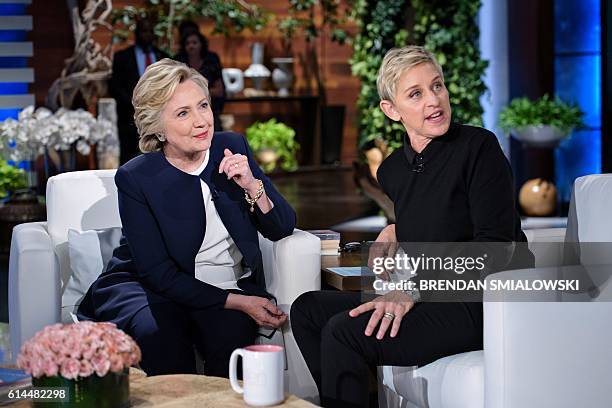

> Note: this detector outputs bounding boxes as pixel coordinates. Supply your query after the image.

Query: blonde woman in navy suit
[78,58,296,376]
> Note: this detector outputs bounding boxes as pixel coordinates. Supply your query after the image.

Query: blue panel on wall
[554,0,601,202]
[0,5,27,15]
[0,56,28,68]
[554,0,601,54]
[0,108,21,121]
[0,31,27,41]
[555,130,602,201]
[0,83,27,94]
[555,55,601,128]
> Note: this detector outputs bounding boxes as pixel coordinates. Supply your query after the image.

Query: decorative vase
[96,98,120,170]
[364,147,384,181]
[244,43,271,91]
[222,68,244,96]
[271,58,294,97]
[519,178,558,216]
[32,369,129,408]
[256,148,279,171]
[511,125,567,148]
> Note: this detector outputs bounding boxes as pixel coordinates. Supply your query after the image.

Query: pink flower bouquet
[16,322,141,380]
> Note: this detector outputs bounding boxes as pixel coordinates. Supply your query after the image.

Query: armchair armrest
[9,222,60,363]
[259,229,321,308]
[524,228,567,267]
[258,229,321,402]
[484,266,612,408]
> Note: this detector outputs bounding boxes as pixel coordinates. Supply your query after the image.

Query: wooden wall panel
[31,1,75,107]
[32,0,361,164]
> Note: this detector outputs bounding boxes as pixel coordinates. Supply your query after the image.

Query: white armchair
[378,174,612,408]
[8,170,320,401]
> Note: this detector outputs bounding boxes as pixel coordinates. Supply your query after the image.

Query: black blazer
[77,132,296,328]
[109,45,169,126]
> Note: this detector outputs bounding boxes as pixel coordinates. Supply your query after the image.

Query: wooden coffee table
[4,369,316,407]
[130,373,316,407]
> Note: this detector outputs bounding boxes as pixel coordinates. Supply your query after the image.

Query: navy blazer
[78,132,296,328]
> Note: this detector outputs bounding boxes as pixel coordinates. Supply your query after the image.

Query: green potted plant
[245,119,299,172]
[499,95,585,147]
[0,160,27,200]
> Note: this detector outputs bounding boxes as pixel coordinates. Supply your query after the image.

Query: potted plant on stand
[0,161,27,201]
[499,95,584,216]
[245,119,299,173]
[499,94,584,148]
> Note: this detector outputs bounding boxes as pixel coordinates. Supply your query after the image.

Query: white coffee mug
[229,345,284,406]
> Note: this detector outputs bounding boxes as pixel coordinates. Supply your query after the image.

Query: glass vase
[32,369,129,408]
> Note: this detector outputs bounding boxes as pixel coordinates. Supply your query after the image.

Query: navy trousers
[127,301,257,377]
[291,291,483,408]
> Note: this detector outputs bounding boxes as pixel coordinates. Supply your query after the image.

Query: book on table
[308,230,340,255]
[0,367,31,404]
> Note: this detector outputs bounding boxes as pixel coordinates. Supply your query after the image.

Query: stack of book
[0,367,31,404]
[308,230,341,255]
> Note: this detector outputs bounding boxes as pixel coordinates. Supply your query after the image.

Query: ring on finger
[383,312,395,320]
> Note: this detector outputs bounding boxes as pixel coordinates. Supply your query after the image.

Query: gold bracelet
[244,179,264,212]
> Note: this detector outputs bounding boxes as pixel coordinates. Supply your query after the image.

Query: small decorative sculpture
[271,57,294,97]
[222,68,244,95]
[244,43,270,91]
[519,178,558,216]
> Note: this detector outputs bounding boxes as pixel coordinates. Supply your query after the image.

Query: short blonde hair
[376,46,444,102]
[132,58,210,153]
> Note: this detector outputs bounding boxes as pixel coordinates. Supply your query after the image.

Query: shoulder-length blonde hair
[132,58,210,153]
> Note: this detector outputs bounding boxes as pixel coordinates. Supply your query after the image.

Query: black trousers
[127,302,257,377]
[290,291,483,408]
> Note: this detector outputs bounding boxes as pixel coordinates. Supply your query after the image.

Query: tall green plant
[350,0,408,151]
[351,0,487,150]
[412,0,487,126]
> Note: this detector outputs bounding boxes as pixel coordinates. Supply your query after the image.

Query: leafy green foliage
[351,0,488,150]
[246,119,300,172]
[350,0,408,151]
[278,0,350,45]
[412,0,487,127]
[0,160,27,199]
[111,0,269,54]
[499,95,585,135]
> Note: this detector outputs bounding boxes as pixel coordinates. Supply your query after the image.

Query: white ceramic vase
[244,43,270,91]
[222,68,244,95]
[271,57,294,97]
[511,125,568,148]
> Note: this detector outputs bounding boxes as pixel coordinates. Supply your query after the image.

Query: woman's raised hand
[219,148,257,191]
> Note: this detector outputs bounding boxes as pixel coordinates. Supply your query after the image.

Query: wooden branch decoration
[46,0,113,110]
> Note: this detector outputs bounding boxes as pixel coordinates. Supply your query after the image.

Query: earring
[157,133,166,142]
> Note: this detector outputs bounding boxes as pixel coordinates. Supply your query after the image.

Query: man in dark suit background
[110,16,169,164]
